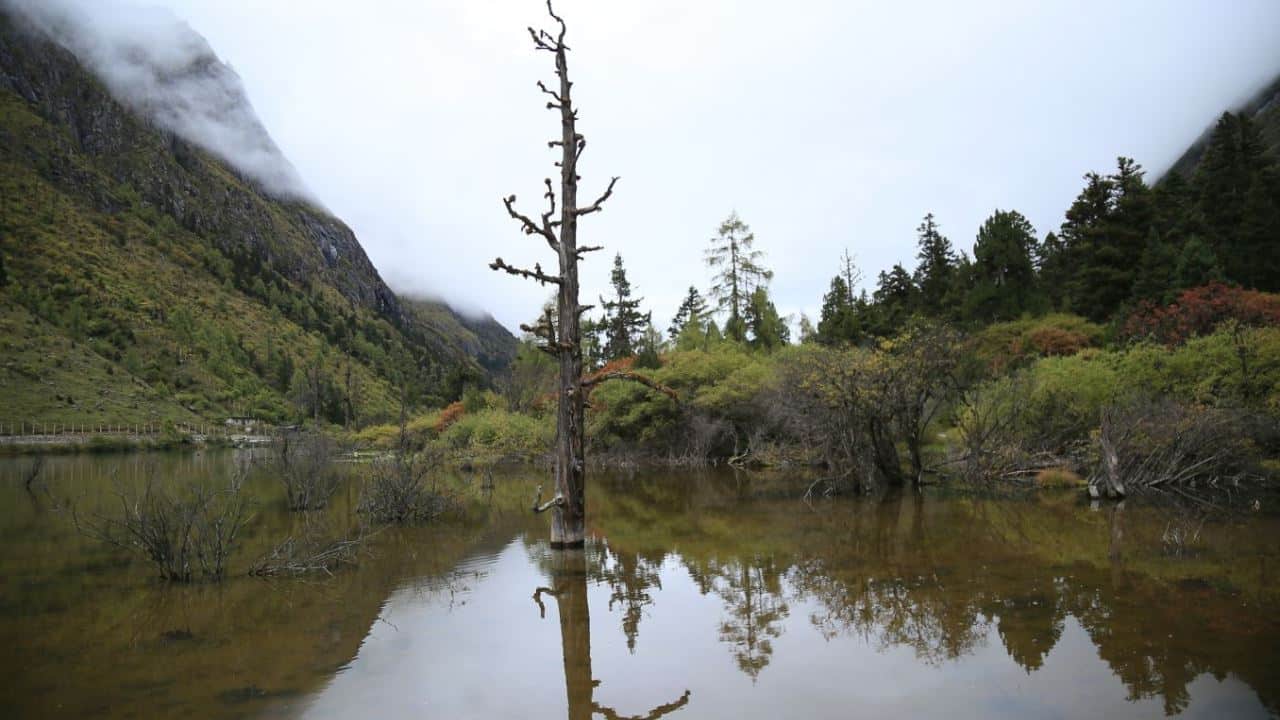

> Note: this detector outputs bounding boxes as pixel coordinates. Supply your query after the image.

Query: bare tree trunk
[495,2,670,549]
[1095,409,1126,500]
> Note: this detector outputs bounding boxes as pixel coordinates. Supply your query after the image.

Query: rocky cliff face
[0,6,513,424]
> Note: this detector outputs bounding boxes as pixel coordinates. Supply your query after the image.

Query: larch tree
[706,212,773,342]
[490,1,673,548]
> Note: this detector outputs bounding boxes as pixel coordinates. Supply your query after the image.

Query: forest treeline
[358,110,1280,497]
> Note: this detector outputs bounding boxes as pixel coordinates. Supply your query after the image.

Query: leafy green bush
[435,408,553,458]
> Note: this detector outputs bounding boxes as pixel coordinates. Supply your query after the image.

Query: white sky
[148,1,1280,332]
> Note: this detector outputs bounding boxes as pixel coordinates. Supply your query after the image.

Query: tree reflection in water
[533,547,691,720]
[553,473,1280,717]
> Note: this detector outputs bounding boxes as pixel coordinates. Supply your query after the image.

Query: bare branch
[545,0,568,46]
[537,80,566,105]
[576,245,604,258]
[594,691,693,720]
[582,370,678,401]
[532,586,559,618]
[527,27,557,53]
[503,194,560,250]
[576,176,620,217]
[490,258,563,286]
[531,483,566,513]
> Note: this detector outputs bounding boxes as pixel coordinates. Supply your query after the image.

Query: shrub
[434,401,466,434]
[1120,282,1280,346]
[273,431,340,510]
[72,461,253,582]
[971,314,1104,372]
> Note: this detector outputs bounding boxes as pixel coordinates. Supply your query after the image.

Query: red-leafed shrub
[1025,327,1091,357]
[434,401,466,433]
[1121,282,1280,346]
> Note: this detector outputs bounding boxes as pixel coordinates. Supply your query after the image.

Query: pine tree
[706,212,773,342]
[1174,235,1223,289]
[817,275,859,344]
[1131,228,1178,303]
[599,253,649,361]
[1192,112,1279,289]
[965,209,1042,322]
[869,263,917,336]
[668,286,709,340]
[744,287,789,351]
[912,213,957,316]
[1056,159,1151,320]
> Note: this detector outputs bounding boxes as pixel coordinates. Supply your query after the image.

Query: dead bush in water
[249,514,370,578]
[273,431,340,510]
[360,424,456,524]
[1091,399,1258,500]
[71,460,253,582]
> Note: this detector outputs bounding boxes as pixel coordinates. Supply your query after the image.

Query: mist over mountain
[1165,73,1280,180]
[1,0,313,202]
[0,3,513,426]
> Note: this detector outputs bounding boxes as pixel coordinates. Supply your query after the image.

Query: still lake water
[1,451,1278,719]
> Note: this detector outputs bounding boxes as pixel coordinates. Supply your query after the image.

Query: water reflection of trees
[704,557,789,679]
[584,473,1280,715]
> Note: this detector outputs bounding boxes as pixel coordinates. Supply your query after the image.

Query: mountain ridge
[0,6,513,428]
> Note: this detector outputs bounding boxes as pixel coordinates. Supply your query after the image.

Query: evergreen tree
[869,263,917,336]
[744,287,789,351]
[912,213,957,316]
[1192,112,1280,289]
[1036,230,1069,310]
[817,275,860,344]
[1056,159,1151,320]
[706,213,773,342]
[633,320,663,369]
[599,253,649,361]
[1174,235,1223,289]
[965,209,1043,322]
[1131,228,1178,303]
[668,286,710,340]
[580,315,605,370]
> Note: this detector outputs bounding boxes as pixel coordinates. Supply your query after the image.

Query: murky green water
[1,452,1278,718]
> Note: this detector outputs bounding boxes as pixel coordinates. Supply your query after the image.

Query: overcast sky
[125,1,1280,331]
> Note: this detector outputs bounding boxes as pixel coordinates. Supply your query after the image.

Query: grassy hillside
[0,12,512,429]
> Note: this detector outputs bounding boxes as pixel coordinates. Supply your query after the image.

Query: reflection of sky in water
[295,539,1270,720]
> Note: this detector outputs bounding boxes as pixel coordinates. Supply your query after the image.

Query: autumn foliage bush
[434,401,465,434]
[1121,282,1280,346]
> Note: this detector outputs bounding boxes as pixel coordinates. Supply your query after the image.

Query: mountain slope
[0,8,513,428]
[1164,73,1280,179]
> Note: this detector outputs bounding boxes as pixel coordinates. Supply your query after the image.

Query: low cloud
[2,0,315,203]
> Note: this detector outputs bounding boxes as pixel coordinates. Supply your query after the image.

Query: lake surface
[1,451,1278,718]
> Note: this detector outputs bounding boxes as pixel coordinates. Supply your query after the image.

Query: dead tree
[494,1,673,548]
